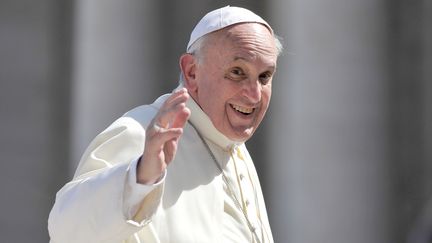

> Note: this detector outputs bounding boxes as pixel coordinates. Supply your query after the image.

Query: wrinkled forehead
[211,23,277,56]
[222,23,274,41]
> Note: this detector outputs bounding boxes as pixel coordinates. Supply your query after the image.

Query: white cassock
[48,89,274,243]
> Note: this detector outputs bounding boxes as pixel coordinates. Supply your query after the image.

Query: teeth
[231,104,254,114]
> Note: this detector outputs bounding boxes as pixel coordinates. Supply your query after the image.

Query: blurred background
[0,0,431,242]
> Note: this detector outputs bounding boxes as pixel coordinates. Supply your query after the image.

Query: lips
[230,104,254,115]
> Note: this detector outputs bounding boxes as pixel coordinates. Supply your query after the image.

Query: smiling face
[181,23,278,142]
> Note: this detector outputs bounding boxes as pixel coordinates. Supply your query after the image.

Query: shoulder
[123,104,156,129]
[122,93,171,128]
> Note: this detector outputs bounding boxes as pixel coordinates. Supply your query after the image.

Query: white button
[239,174,245,180]
[245,199,250,206]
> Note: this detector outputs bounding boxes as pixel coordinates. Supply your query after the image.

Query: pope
[49,6,282,243]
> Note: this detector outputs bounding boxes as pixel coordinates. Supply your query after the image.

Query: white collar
[186,96,241,151]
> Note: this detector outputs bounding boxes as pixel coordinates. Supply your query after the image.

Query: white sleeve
[124,158,166,219]
[48,117,164,243]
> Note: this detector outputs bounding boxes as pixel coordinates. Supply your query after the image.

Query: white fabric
[186,5,272,52]
[48,91,273,243]
[124,158,166,219]
[187,95,273,242]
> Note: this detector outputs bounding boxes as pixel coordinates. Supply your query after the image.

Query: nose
[242,79,262,103]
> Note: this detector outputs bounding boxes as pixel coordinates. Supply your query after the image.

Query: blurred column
[423,0,432,192]
[71,0,160,171]
[267,0,390,242]
[0,1,72,242]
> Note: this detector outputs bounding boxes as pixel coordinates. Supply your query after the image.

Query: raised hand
[137,88,191,184]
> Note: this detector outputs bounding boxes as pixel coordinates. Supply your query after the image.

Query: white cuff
[123,157,166,219]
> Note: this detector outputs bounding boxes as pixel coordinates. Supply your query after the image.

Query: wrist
[136,157,164,185]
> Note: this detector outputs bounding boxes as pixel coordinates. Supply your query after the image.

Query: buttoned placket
[231,146,265,243]
[186,107,272,242]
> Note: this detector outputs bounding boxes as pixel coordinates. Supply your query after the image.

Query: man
[49,6,282,243]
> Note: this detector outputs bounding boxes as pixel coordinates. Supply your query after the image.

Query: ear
[179,53,198,93]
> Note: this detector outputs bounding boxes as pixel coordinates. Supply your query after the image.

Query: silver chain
[188,121,262,243]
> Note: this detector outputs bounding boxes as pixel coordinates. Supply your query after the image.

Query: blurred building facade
[0,0,431,242]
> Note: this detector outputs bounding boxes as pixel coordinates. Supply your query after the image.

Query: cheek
[257,87,272,118]
[262,86,272,104]
[200,85,227,116]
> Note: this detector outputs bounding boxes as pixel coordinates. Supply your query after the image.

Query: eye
[231,67,245,76]
[259,71,273,85]
[226,67,246,81]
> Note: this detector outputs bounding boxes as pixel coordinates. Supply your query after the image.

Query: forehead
[207,23,277,64]
[223,23,273,45]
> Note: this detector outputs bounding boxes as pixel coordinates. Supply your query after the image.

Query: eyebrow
[233,56,247,61]
[232,56,276,70]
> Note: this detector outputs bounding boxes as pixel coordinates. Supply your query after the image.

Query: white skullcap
[186,6,272,52]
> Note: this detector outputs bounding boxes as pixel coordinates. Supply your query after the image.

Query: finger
[171,106,191,128]
[158,89,188,116]
[162,88,189,110]
[146,127,183,150]
[157,100,189,128]
[163,138,178,163]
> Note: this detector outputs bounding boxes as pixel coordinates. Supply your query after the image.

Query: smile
[230,104,254,115]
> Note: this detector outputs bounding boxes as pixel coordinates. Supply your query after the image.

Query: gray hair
[179,35,209,85]
[179,32,283,85]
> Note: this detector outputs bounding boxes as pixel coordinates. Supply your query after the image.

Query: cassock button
[245,199,250,206]
[239,174,245,180]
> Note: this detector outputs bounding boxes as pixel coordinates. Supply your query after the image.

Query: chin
[229,129,255,142]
